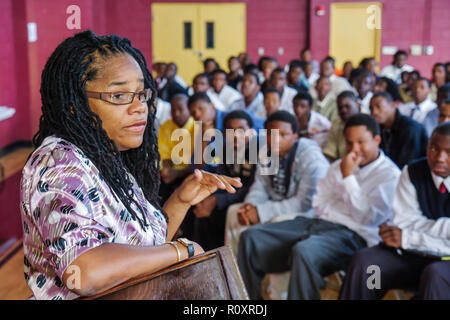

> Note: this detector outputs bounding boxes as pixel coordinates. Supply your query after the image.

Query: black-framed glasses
[85,88,152,105]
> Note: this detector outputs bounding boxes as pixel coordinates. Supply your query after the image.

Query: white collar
[430,170,450,193]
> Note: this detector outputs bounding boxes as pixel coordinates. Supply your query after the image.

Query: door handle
[193,50,203,58]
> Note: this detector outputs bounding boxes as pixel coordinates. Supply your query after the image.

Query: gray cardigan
[245,138,330,223]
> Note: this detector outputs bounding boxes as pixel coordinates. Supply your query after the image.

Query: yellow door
[152,3,246,86]
[329,2,382,72]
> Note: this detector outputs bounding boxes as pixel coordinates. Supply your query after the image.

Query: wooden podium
[82,246,249,300]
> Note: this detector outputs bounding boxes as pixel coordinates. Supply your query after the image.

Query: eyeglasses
[85,88,152,105]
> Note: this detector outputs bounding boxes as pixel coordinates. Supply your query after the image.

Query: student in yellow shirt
[158,93,195,205]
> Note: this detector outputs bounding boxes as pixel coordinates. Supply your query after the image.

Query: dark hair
[258,56,278,71]
[223,110,253,128]
[416,76,431,88]
[263,87,281,98]
[359,57,375,68]
[344,113,380,137]
[322,56,335,67]
[337,90,358,103]
[203,57,219,69]
[431,121,450,138]
[271,67,285,76]
[265,110,299,134]
[442,96,450,107]
[437,83,450,99]
[243,71,260,86]
[289,59,304,71]
[193,72,211,84]
[34,30,164,228]
[372,91,394,103]
[394,50,408,60]
[377,77,403,102]
[409,70,421,79]
[293,92,313,107]
[243,63,259,74]
[211,68,228,77]
[188,91,212,106]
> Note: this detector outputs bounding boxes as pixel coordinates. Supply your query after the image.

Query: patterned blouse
[20,136,167,300]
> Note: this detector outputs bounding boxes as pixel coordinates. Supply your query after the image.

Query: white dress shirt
[279,85,298,114]
[230,92,265,117]
[392,166,450,255]
[307,110,331,149]
[359,91,374,115]
[155,98,172,134]
[187,87,227,111]
[380,64,414,84]
[398,98,437,124]
[209,85,242,110]
[312,151,401,246]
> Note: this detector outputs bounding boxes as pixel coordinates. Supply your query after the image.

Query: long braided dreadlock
[33,30,166,229]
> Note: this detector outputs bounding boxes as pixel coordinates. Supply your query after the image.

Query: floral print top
[20,136,167,300]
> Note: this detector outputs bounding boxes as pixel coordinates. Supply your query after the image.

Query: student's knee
[420,262,445,286]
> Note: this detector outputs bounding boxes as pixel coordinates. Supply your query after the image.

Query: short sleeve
[27,149,114,281]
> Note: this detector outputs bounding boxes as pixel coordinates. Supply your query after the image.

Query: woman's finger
[215,174,236,193]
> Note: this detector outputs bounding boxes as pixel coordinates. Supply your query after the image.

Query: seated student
[158,94,195,205]
[313,76,338,121]
[354,69,375,114]
[399,70,420,103]
[263,87,282,118]
[225,110,330,256]
[373,76,403,103]
[227,56,243,90]
[360,57,378,76]
[209,69,242,110]
[192,111,258,251]
[342,61,354,82]
[430,63,447,102]
[399,77,437,124]
[300,48,319,75]
[339,122,450,300]
[238,114,401,300]
[287,60,309,92]
[323,90,360,162]
[310,56,353,100]
[423,83,450,136]
[293,92,331,149]
[230,72,265,117]
[270,67,298,114]
[203,57,219,74]
[260,56,279,92]
[304,61,320,88]
[157,62,188,102]
[380,50,414,84]
[189,73,226,111]
[371,92,428,169]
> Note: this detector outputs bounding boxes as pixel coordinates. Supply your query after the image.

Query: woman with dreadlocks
[20,30,242,300]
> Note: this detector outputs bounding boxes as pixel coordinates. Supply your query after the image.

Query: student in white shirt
[293,92,331,149]
[311,57,353,99]
[269,67,298,114]
[154,97,171,134]
[238,114,401,300]
[209,69,242,110]
[339,122,450,300]
[380,50,414,84]
[354,69,374,114]
[312,76,338,121]
[230,72,265,117]
[188,73,226,111]
[399,77,437,124]
[304,61,320,87]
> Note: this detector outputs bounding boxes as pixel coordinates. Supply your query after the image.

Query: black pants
[339,244,450,300]
[193,207,228,252]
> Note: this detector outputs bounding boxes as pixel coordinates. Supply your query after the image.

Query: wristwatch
[177,238,195,258]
